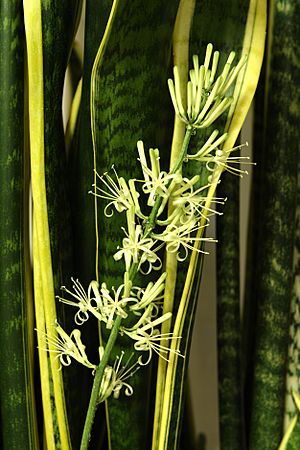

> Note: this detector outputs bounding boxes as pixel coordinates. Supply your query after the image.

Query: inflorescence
[40,43,250,403]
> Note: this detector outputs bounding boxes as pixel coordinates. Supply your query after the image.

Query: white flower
[58,277,138,330]
[155,175,200,226]
[154,218,216,261]
[197,143,252,177]
[186,129,228,160]
[91,166,138,216]
[113,207,162,273]
[122,313,183,365]
[58,278,104,325]
[98,351,139,403]
[186,129,253,177]
[137,141,180,212]
[172,182,226,223]
[130,272,167,311]
[100,283,136,329]
[39,324,96,370]
[168,43,247,128]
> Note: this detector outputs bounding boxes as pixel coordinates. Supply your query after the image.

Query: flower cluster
[48,271,180,401]
[168,43,247,129]
[41,43,250,403]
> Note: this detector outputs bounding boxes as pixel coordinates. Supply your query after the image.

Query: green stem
[170,124,193,174]
[144,124,193,234]
[80,123,193,449]
[80,314,122,450]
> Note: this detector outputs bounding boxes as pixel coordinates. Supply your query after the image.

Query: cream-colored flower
[172,182,226,223]
[196,143,252,177]
[91,166,138,216]
[122,313,182,365]
[130,272,167,311]
[186,129,253,177]
[40,324,96,370]
[114,207,162,273]
[98,351,139,403]
[137,140,181,212]
[154,218,216,261]
[186,129,228,160]
[100,282,136,329]
[58,278,103,325]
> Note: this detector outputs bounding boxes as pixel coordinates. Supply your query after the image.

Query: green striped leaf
[0,2,39,448]
[88,2,181,448]
[152,3,196,442]
[40,1,84,446]
[216,167,242,450]
[284,168,300,448]
[244,1,300,449]
[70,0,115,286]
[23,1,74,447]
[68,1,118,446]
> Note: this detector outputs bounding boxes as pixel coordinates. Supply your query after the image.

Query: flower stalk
[80,315,122,450]
[79,124,193,450]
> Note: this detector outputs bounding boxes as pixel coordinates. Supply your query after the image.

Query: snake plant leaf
[65,43,83,154]
[180,384,197,450]
[70,0,116,287]
[284,418,300,450]
[40,1,85,447]
[284,17,300,441]
[23,0,85,447]
[279,414,298,450]
[88,2,181,448]
[284,178,300,449]
[153,1,266,448]
[279,391,300,450]
[0,1,39,448]
[41,0,83,295]
[68,1,120,446]
[243,1,300,449]
[216,167,242,450]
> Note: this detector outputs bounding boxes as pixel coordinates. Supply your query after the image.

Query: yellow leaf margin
[154,0,267,448]
[23,1,71,448]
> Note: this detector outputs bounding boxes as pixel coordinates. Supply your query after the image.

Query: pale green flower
[100,282,136,329]
[58,278,104,325]
[137,140,181,211]
[113,207,162,273]
[172,182,226,223]
[98,351,139,403]
[40,324,96,370]
[130,272,167,311]
[91,166,137,216]
[58,277,137,330]
[154,218,216,261]
[122,313,182,365]
[186,129,252,177]
[186,129,228,160]
[198,143,251,177]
